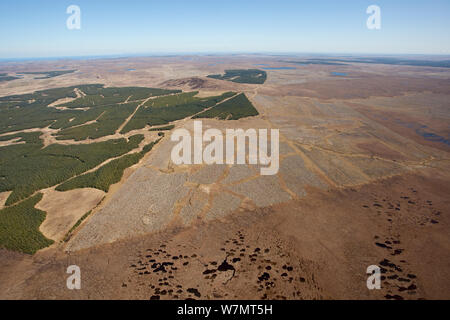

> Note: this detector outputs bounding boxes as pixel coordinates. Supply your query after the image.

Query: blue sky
[0,0,449,58]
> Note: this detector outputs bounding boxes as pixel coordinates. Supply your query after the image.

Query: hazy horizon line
[1,51,450,63]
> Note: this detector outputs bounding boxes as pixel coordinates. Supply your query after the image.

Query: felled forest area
[0,84,260,254]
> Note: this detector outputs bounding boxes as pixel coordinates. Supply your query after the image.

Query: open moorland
[0,54,449,300]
